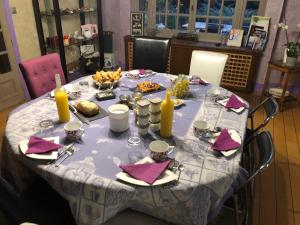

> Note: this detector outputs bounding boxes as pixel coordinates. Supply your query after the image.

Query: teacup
[193,120,210,137]
[64,121,84,140]
[149,140,173,162]
[69,86,81,100]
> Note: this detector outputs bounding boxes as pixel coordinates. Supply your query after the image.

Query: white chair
[189,50,228,86]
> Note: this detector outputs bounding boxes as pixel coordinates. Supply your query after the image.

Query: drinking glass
[127,135,144,163]
[38,119,55,136]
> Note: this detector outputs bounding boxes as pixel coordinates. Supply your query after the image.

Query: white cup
[108,104,129,132]
[193,120,209,137]
[149,140,173,162]
[64,121,84,140]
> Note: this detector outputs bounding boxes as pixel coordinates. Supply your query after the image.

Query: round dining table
[2,73,249,225]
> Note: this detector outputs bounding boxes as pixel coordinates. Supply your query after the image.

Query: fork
[55,148,75,167]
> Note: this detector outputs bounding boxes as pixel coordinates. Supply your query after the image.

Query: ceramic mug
[69,86,81,100]
[64,121,84,140]
[149,140,173,162]
[193,120,209,137]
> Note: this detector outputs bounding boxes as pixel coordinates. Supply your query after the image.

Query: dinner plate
[217,97,246,113]
[116,157,177,186]
[205,129,241,157]
[19,136,60,160]
[50,84,74,97]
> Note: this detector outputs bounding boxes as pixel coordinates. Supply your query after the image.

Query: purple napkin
[119,160,171,184]
[189,78,209,85]
[212,129,241,151]
[26,136,62,154]
[225,94,246,109]
[139,69,145,75]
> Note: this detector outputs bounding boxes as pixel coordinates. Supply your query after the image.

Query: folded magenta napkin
[139,69,145,75]
[26,136,62,154]
[212,129,241,151]
[225,94,247,109]
[190,78,209,85]
[119,160,171,184]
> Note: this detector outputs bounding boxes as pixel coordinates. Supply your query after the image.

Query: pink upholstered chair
[20,53,66,99]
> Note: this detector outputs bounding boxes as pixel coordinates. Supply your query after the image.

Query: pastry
[74,100,100,117]
[136,81,160,93]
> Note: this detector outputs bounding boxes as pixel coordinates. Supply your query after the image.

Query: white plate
[205,129,241,157]
[217,96,246,113]
[50,84,74,97]
[19,136,60,160]
[173,99,184,108]
[116,156,177,186]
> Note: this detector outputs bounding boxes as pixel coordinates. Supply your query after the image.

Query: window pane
[221,19,233,33]
[178,16,189,31]
[196,0,208,16]
[168,0,178,13]
[179,0,190,14]
[244,1,259,17]
[156,14,166,29]
[209,0,222,16]
[223,0,236,17]
[157,0,166,13]
[139,0,148,11]
[0,32,6,52]
[0,54,11,74]
[167,15,176,29]
[207,19,220,33]
[195,18,206,33]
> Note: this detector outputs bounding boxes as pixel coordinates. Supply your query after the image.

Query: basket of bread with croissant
[92,67,122,89]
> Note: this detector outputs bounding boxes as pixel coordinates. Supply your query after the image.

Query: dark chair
[230,131,275,225]
[133,37,171,73]
[20,53,66,99]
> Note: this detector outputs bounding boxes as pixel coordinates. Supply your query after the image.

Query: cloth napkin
[26,136,62,154]
[212,129,241,151]
[225,94,247,109]
[139,69,145,75]
[119,160,171,184]
[189,77,209,85]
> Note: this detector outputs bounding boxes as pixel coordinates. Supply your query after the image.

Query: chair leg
[234,195,240,225]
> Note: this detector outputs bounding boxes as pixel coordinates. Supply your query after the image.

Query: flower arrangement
[277,22,300,58]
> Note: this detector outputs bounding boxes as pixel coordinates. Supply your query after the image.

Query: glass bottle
[54,74,70,123]
[160,89,174,138]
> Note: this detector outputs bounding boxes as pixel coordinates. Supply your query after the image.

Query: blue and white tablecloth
[3,73,249,225]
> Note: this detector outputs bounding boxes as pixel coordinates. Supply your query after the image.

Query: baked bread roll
[74,100,100,117]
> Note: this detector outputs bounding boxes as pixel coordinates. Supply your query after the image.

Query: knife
[69,104,90,125]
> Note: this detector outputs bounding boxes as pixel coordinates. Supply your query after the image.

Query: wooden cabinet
[124,36,260,92]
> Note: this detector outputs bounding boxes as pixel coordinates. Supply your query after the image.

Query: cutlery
[176,164,184,184]
[47,142,75,165]
[69,104,90,125]
[55,148,75,167]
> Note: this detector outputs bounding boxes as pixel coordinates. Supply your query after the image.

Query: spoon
[177,164,184,184]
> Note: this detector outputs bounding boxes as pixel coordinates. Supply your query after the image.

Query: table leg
[260,66,272,102]
[279,72,290,111]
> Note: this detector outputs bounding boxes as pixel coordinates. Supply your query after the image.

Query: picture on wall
[130,12,144,36]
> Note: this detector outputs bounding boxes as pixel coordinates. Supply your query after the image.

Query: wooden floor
[1,96,300,225]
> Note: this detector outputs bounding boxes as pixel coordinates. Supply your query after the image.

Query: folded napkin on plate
[212,129,241,151]
[26,136,62,154]
[139,69,145,75]
[119,160,171,184]
[189,77,209,85]
[225,94,247,109]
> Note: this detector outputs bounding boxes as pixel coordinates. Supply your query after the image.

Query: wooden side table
[260,60,300,111]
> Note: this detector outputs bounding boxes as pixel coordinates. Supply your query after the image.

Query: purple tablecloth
[3,73,249,225]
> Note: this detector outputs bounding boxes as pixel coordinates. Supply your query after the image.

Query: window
[131,0,265,41]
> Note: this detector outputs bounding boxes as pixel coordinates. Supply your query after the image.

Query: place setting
[193,120,242,157]
[215,93,248,113]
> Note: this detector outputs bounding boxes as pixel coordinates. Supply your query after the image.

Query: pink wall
[102,0,131,69]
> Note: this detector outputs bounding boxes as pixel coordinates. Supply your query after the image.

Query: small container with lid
[150,111,161,123]
[149,97,162,113]
[137,113,150,126]
[137,122,150,135]
[137,99,150,116]
[150,121,160,132]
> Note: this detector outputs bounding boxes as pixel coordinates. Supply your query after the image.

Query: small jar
[149,97,162,113]
[137,113,150,126]
[137,99,150,116]
[137,122,150,135]
[150,122,160,132]
[150,111,161,123]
